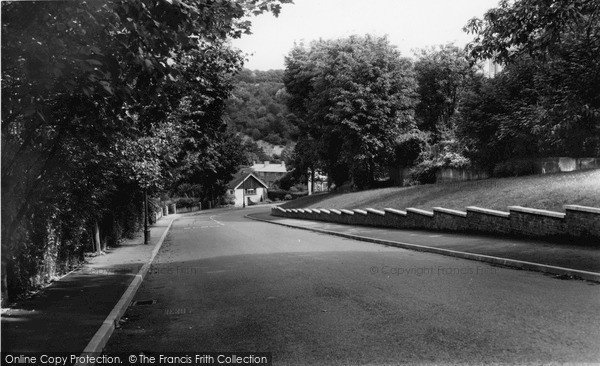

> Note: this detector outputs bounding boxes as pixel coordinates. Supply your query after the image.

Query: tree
[284,35,418,189]
[1,0,292,304]
[457,57,543,168]
[223,69,296,144]
[463,0,600,159]
[413,44,480,139]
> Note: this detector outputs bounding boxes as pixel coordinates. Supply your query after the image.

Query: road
[104,206,600,365]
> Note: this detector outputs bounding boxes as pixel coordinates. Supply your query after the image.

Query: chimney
[264,161,269,166]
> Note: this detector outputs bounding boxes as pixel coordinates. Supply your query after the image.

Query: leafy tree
[284,35,418,189]
[457,57,542,168]
[1,0,292,304]
[414,44,480,139]
[241,138,272,164]
[463,0,600,159]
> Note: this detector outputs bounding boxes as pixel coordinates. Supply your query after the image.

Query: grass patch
[282,169,600,212]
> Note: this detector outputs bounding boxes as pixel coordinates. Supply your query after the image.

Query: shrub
[220,193,236,206]
[268,190,287,201]
[268,189,308,201]
[407,160,438,185]
[393,130,431,166]
[275,172,297,191]
[493,160,537,177]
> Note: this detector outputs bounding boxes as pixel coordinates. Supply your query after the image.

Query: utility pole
[144,188,150,244]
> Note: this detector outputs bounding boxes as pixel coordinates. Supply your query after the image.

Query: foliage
[492,160,538,177]
[268,189,307,201]
[274,172,297,191]
[465,0,600,64]
[284,35,418,189]
[456,59,540,167]
[284,134,321,184]
[393,130,431,167]
[462,0,600,164]
[242,138,272,164]
[413,44,480,138]
[1,0,291,303]
[406,160,438,186]
[223,69,298,145]
[402,127,471,186]
[172,197,201,209]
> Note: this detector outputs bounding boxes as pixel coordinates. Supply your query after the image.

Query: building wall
[234,187,267,207]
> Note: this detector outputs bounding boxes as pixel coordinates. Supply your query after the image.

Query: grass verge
[282,169,600,212]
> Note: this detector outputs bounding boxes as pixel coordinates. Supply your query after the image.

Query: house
[226,170,269,207]
[250,161,287,188]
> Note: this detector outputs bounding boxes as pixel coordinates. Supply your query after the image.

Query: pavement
[248,210,600,281]
[1,213,179,354]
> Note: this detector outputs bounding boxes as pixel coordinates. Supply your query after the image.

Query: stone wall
[436,168,490,183]
[537,157,600,174]
[389,157,599,186]
[271,204,600,243]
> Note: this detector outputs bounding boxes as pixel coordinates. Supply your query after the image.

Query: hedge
[268,190,308,201]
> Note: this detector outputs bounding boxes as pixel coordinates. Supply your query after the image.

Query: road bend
[103,206,600,365]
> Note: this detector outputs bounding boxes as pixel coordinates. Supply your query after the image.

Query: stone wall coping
[353,209,368,215]
[291,209,298,213]
[508,206,565,219]
[341,209,354,215]
[304,209,313,214]
[384,208,407,216]
[466,206,510,218]
[406,207,434,217]
[320,209,331,214]
[432,207,467,217]
[330,209,342,215]
[564,205,600,215]
[296,209,305,213]
[365,208,385,216]
[312,209,322,214]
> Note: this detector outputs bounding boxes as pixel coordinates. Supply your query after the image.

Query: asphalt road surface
[104,206,600,365]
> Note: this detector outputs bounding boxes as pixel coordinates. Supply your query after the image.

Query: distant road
[104,206,600,364]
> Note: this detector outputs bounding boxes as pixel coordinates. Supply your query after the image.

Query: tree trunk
[1,256,8,307]
[94,221,102,255]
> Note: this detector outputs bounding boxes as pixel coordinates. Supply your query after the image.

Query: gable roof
[227,172,268,190]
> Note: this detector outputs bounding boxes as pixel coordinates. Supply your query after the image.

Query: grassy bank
[282,169,600,212]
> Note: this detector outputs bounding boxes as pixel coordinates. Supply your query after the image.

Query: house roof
[227,171,269,190]
[251,161,287,174]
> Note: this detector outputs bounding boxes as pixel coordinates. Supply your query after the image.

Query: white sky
[231,0,500,70]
